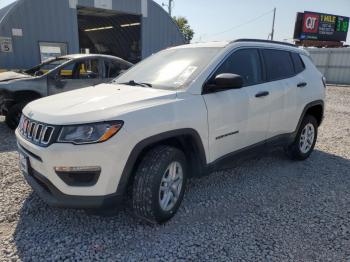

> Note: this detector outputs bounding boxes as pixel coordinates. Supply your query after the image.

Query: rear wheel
[132,146,187,224]
[285,115,318,160]
[5,102,27,129]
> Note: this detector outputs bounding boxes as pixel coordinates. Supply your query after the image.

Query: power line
[208,9,275,38]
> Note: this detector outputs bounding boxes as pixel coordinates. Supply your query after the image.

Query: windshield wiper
[119,80,152,87]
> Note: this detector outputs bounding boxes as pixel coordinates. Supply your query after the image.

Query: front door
[204,48,269,163]
[48,58,102,95]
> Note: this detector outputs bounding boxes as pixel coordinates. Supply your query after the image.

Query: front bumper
[16,127,133,207]
[23,165,123,208]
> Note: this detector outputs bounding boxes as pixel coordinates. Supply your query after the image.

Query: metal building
[307,48,350,85]
[0,0,185,70]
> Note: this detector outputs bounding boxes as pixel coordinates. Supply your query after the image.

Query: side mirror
[205,73,244,93]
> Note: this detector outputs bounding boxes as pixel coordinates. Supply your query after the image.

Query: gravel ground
[1,86,350,261]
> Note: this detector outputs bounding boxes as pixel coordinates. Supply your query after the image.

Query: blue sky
[1,0,350,44]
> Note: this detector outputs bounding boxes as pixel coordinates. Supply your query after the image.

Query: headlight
[57,121,123,145]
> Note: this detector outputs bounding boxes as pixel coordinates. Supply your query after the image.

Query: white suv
[16,39,326,223]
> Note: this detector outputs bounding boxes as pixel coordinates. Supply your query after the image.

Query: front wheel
[132,146,187,224]
[5,102,27,130]
[285,115,318,160]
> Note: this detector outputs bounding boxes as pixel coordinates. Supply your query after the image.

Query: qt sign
[303,13,320,33]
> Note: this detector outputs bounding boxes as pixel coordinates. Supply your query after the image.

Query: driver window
[214,49,262,86]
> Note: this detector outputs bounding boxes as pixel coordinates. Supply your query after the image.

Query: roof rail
[231,39,296,48]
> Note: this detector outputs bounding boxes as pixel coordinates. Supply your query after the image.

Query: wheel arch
[116,129,207,196]
[12,90,42,103]
[295,100,324,134]
[305,104,324,126]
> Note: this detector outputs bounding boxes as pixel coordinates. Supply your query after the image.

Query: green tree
[173,16,195,44]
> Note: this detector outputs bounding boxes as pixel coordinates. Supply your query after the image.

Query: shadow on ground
[12,148,350,261]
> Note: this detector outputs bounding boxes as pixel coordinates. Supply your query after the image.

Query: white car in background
[16,39,325,223]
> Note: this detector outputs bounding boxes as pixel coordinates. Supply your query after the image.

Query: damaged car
[0,54,132,129]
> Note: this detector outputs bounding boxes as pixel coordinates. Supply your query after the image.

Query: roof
[62,54,121,59]
[0,1,17,24]
[171,41,230,49]
[171,39,306,55]
[60,54,133,64]
[232,39,296,47]
[230,39,307,55]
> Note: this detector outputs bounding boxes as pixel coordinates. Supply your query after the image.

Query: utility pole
[270,7,276,40]
[162,0,174,17]
[168,0,173,17]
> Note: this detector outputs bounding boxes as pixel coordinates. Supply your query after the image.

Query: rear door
[261,49,303,138]
[203,48,269,162]
[47,58,102,95]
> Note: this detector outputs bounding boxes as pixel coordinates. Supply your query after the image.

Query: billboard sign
[294,11,349,42]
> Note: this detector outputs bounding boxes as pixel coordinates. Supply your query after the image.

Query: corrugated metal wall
[142,2,184,58]
[0,3,16,23]
[307,48,350,85]
[0,0,79,69]
[0,0,184,70]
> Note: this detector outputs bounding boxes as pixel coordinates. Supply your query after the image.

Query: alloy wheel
[299,123,315,154]
[159,161,184,212]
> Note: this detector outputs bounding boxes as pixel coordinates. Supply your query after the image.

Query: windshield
[25,58,71,76]
[114,47,221,90]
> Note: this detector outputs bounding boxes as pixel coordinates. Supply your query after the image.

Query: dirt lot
[0,86,349,261]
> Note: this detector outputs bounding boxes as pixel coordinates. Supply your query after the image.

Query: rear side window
[263,49,295,81]
[214,49,263,86]
[291,52,305,74]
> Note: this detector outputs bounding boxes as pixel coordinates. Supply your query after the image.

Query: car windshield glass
[25,58,71,76]
[114,47,222,90]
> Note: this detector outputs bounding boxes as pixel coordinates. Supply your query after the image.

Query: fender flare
[293,100,324,137]
[116,128,207,195]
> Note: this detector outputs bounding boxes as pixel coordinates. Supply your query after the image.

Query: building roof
[0,1,17,24]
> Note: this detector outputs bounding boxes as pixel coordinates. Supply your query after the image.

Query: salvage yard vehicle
[0,54,133,129]
[16,39,325,224]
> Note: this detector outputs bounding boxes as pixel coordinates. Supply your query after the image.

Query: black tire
[5,102,27,130]
[285,115,318,161]
[132,146,187,224]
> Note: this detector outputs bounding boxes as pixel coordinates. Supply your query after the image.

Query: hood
[0,71,32,82]
[23,83,177,124]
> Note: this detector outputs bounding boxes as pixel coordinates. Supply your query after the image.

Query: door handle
[297,82,307,88]
[255,91,270,98]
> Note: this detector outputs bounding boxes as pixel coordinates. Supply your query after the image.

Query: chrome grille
[19,115,55,146]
